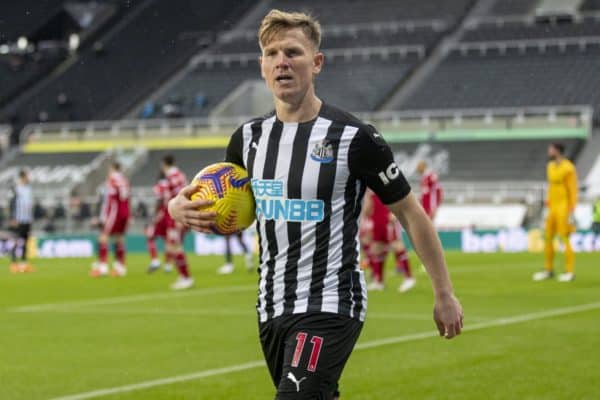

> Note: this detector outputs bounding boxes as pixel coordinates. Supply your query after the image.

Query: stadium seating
[2,0,254,124]
[463,19,600,42]
[252,0,474,25]
[401,44,600,111]
[2,0,600,235]
[580,0,600,12]
[215,23,444,54]
[0,50,67,106]
[0,0,64,43]
[486,0,540,16]
[158,50,419,116]
[316,52,418,111]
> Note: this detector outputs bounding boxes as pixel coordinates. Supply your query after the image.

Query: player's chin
[273,87,298,101]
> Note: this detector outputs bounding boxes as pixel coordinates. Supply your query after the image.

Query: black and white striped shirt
[11,182,33,224]
[226,103,411,322]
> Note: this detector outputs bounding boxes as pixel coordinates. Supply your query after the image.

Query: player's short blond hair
[258,9,321,50]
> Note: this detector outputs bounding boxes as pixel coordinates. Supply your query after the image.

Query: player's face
[260,28,323,104]
[547,145,558,160]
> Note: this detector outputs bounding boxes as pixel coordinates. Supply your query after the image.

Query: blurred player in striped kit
[9,169,35,274]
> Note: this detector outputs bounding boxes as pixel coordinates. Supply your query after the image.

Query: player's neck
[273,90,322,123]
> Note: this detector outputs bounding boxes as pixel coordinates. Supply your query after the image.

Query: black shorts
[259,312,363,400]
[11,223,31,240]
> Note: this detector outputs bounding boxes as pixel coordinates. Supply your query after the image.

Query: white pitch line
[9,262,532,313]
[356,301,600,350]
[47,301,600,400]
[22,307,255,317]
[9,285,257,312]
[48,361,266,400]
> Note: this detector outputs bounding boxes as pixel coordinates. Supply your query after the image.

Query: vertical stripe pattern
[245,109,368,323]
[13,185,33,223]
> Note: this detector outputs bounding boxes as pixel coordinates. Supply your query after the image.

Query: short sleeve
[348,125,411,204]
[225,125,244,167]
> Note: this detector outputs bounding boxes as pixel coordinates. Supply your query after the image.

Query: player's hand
[9,219,17,228]
[433,293,463,339]
[168,184,217,233]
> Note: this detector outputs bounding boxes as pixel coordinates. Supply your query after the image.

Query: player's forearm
[390,195,454,298]
[408,216,454,298]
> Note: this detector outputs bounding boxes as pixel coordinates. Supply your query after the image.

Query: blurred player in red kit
[417,160,443,220]
[360,189,415,292]
[161,155,194,290]
[90,162,130,277]
[146,172,174,273]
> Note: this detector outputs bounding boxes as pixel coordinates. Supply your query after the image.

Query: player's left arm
[349,125,463,339]
[387,195,463,338]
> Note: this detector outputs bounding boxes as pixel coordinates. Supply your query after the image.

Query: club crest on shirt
[310,140,334,163]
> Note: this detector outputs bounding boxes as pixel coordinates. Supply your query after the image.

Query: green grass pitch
[2,252,600,399]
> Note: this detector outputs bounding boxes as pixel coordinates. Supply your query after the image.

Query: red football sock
[175,252,189,278]
[116,242,126,265]
[98,242,108,263]
[370,258,384,283]
[395,249,412,278]
[147,238,158,260]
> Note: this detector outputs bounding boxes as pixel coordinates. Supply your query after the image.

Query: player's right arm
[168,186,216,233]
[168,126,244,232]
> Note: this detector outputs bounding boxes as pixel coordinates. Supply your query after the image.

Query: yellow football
[190,162,255,235]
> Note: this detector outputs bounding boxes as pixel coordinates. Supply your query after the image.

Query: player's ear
[313,52,324,75]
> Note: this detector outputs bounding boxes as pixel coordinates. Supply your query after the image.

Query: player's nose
[275,53,291,68]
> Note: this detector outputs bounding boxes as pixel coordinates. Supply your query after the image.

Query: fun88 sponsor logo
[251,179,324,222]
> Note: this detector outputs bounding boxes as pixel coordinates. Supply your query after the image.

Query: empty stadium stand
[1,0,254,126]
[401,44,600,111]
[156,50,421,117]
[316,52,419,111]
[486,0,540,16]
[463,18,600,42]
[580,0,600,12]
[214,22,445,54]
[242,0,475,25]
[0,0,64,43]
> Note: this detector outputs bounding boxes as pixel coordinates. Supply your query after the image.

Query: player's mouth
[275,74,293,84]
